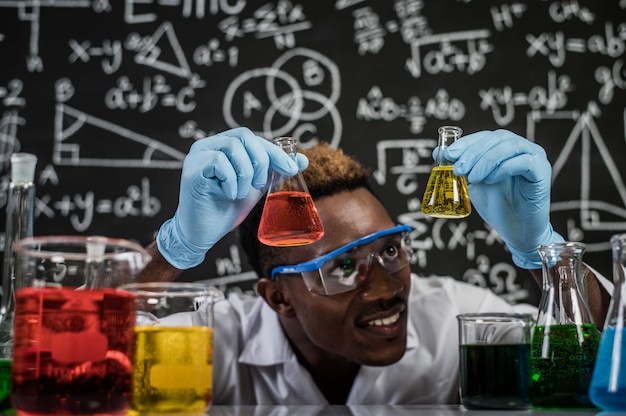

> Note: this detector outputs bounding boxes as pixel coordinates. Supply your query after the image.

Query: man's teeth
[367,312,400,326]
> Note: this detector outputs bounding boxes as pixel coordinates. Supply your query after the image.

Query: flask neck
[1,153,37,341]
[607,233,626,329]
[273,137,298,161]
[267,136,308,194]
[612,234,626,287]
[436,126,462,166]
[537,242,595,326]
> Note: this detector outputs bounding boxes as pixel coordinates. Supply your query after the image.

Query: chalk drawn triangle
[53,103,185,169]
[530,103,626,229]
[134,21,191,79]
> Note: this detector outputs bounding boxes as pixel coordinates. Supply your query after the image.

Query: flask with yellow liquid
[421,125,471,218]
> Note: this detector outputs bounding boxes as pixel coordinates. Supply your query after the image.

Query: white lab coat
[212,274,539,405]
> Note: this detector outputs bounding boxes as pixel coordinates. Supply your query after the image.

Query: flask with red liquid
[257,136,324,246]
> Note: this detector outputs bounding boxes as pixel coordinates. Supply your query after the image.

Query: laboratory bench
[203,405,612,416]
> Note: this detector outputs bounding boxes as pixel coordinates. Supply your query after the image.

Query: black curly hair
[237,142,374,278]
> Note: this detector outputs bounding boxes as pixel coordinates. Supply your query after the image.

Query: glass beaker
[530,242,600,409]
[257,136,324,246]
[118,282,223,414]
[11,235,152,416]
[589,233,626,411]
[421,125,471,218]
[457,313,533,410]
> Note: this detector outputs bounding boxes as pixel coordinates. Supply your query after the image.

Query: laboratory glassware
[530,242,600,408]
[457,313,533,409]
[421,125,471,218]
[257,136,324,246]
[0,153,37,414]
[589,233,626,411]
[1,153,37,336]
[118,282,224,414]
[11,236,151,415]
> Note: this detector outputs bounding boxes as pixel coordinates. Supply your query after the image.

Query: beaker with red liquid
[257,137,324,247]
[11,236,151,416]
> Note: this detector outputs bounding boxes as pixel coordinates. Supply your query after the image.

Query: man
[141,127,611,404]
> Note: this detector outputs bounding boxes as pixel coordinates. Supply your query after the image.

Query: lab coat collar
[239,298,295,366]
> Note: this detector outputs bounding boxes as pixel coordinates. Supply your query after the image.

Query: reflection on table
[202,404,609,416]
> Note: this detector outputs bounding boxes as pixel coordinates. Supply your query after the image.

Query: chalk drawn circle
[267,47,341,121]
[223,67,304,133]
[263,89,342,149]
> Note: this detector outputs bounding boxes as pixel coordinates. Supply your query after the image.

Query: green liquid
[460,344,530,409]
[530,323,600,408]
[0,359,12,414]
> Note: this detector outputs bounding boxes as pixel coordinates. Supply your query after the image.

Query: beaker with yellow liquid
[421,126,471,218]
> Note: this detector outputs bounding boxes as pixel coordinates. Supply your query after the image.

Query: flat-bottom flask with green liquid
[530,242,600,409]
[530,323,600,408]
[421,126,471,219]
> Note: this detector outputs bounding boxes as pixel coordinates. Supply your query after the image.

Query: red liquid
[11,287,136,416]
[258,191,324,246]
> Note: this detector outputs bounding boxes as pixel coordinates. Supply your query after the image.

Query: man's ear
[257,277,296,318]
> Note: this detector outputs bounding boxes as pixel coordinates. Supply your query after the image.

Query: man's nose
[358,254,404,299]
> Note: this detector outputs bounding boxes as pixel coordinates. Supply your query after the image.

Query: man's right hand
[157,127,308,270]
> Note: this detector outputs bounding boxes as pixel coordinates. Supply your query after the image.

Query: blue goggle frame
[270,224,413,280]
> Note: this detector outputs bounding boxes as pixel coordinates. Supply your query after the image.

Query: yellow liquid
[132,326,213,414]
[421,166,471,218]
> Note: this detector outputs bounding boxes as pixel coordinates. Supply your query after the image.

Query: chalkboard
[1,0,625,305]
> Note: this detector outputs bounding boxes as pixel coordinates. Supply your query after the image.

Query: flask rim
[438,125,463,136]
[272,136,297,145]
[538,241,586,251]
[610,233,626,245]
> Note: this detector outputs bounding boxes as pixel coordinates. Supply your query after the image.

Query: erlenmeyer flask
[530,242,601,408]
[589,233,626,411]
[257,136,324,247]
[421,125,471,218]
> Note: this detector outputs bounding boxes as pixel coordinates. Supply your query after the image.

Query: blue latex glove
[157,127,309,270]
[443,129,564,269]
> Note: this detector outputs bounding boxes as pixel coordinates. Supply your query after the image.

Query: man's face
[270,188,411,366]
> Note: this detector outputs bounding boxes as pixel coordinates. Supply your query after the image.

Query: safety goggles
[270,224,414,296]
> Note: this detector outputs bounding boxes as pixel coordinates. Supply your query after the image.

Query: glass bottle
[530,242,600,409]
[1,153,37,337]
[257,136,324,247]
[589,233,626,411]
[421,125,471,218]
[0,152,37,414]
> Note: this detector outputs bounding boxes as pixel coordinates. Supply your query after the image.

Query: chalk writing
[407,30,493,78]
[0,0,624,304]
[36,178,160,232]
